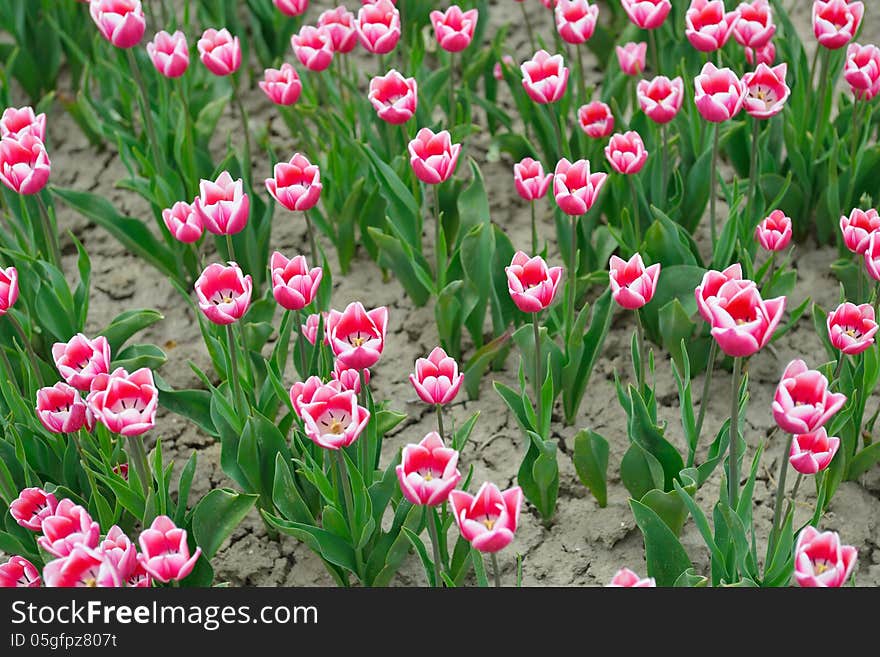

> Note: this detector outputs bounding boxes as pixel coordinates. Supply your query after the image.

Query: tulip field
[1,0,880,589]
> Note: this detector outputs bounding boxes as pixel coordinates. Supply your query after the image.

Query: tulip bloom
[705,281,785,357]
[37,499,101,558]
[368,70,418,124]
[270,252,323,311]
[862,232,880,282]
[409,347,464,406]
[685,0,737,52]
[43,546,121,587]
[577,101,615,138]
[616,42,647,76]
[553,158,607,215]
[0,106,46,141]
[301,312,327,346]
[741,63,790,119]
[88,367,159,437]
[790,428,841,475]
[694,62,747,122]
[794,526,857,587]
[292,25,334,72]
[197,28,242,76]
[745,41,776,66]
[449,483,523,553]
[695,264,753,323]
[265,153,323,212]
[554,0,599,45]
[259,63,303,106]
[521,50,569,104]
[146,30,189,78]
[0,266,19,317]
[138,516,202,583]
[733,0,775,49]
[274,0,308,16]
[299,384,370,450]
[827,302,878,355]
[9,487,58,532]
[0,134,51,195]
[607,568,656,587]
[318,7,358,53]
[162,201,204,243]
[194,262,253,325]
[52,333,111,392]
[332,362,369,394]
[493,55,515,81]
[813,0,864,51]
[289,376,332,418]
[620,0,671,30]
[605,131,649,175]
[396,432,462,506]
[90,0,146,49]
[100,525,138,584]
[514,158,552,201]
[754,210,792,251]
[637,76,684,124]
[845,43,880,101]
[356,0,401,55]
[609,254,660,310]
[408,128,461,185]
[772,360,846,434]
[36,383,93,434]
[505,251,563,313]
[0,556,41,588]
[194,171,250,235]
[326,302,388,370]
[840,207,880,254]
[430,6,479,52]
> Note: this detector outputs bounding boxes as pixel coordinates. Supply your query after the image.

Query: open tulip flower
[408,128,461,185]
[733,0,775,49]
[637,76,684,124]
[265,153,322,212]
[87,367,159,437]
[52,333,111,391]
[195,262,253,325]
[845,43,880,100]
[827,302,878,354]
[555,0,599,45]
[37,499,101,558]
[505,251,563,313]
[197,28,242,76]
[89,0,146,49]
[704,280,785,358]
[686,0,738,52]
[260,63,303,106]
[326,302,388,370]
[609,254,660,310]
[369,70,418,124]
[790,428,841,475]
[577,101,615,138]
[292,26,334,73]
[794,527,857,587]
[450,483,523,554]
[840,207,880,254]
[194,171,250,235]
[43,546,121,588]
[742,63,790,119]
[621,0,672,30]
[430,6,479,52]
[137,516,202,583]
[813,0,864,50]
[0,556,41,588]
[0,106,46,141]
[356,0,401,55]
[0,266,19,316]
[396,432,462,506]
[0,133,50,195]
[9,487,57,532]
[521,50,569,104]
[299,383,370,450]
[772,359,846,435]
[607,568,656,587]
[36,382,93,434]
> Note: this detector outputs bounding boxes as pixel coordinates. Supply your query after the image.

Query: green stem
[768,433,793,557]
[709,122,720,247]
[765,251,776,287]
[294,309,308,377]
[435,404,446,441]
[530,201,538,255]
[6,313,43,387]
[567,213,578,341]
[426,507,443,587]
[125,48,162,169]
[746,118,761,228]
[520,2,537,53]
[811,48,832,167]
[660,123,668,198]
[448,51,456,123]
[635,310,647,393]
[692,338,718,465]
[225,232,236,263]
[433,184,445,289]
[304,210,319,266]
[728,357,742,509]
[872,282,880,320]
[781,472,803,530]
[833,352,845,384]
[233,75,252,187]
[551,104,566,160]
[846,99,863,205]
[533,312,542,432]
[628,176,641,248]
[226,324,248,420]
[575,45,586,106]
[649,28,659,74]
[491,552,502,588]
[335,450,365,581]
[128,434,151,498]
[35,194,62,270]
[359,369,370,483]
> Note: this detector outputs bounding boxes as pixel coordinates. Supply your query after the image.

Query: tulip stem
[551,105,566,160]
[660,124,668,198]
[435,404,446,442]
[225,232,236,264]
[575,45,587,106]
[35,194,62,271]
[530,201,538,255]
[294,309,308,377]
[709,122,720,247]
[433,184,445,289]
[303,211,319,266]
[873,282,880,319]
[125,48,163,171]
[628,176,641,249]
[425,507,443,587]
[490,552,502,588]
[567,214,578,341]
[335,450,365,581]
[765,251,776,287]
[649,29,659,75]
[779,472,803,536]
[811,48,832,169]
[359,368,371,483]
[767,433,793,559]
[833,352,845,384]
[728,357,742,510]
[226,324,248,420]
[693,339,717,464]
[635,310,647,393]
[448,51,456,124]
[233,75,252,187]
[746,118,761,229]
[533,313,543,433]
[6,313,44,388]
[846,100,863,206]
[128,434,151,498]
[520,3,537,53]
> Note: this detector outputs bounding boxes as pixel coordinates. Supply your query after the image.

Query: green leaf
[620,442,664,500]
[402,526,436,588]
[100,308,164,354]
[572,430,609,507]
[262,510,358,573]
[192,489,258,559]
[630,498,692,587]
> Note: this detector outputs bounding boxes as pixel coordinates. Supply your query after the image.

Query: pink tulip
[0,134,51,195]
[695,264,753,323]
[827,302,878,355]
[87,367,159,437]
[36,382,93,434]
[813,0,864,51]
[685,0,737,52]
[607,568,656,587]
[318,7,358,53]
[845,43,880,101]
[409,347,463,405]
[0,556,41,588]
[841,207,880,255]
[356,0,401,55]
[290,376,333,418]
[100,525,138,583]
[0,266,19,317]
[396,432,462,506]
[521,50,569,104]
[553,158,607,215]
[616,42,647,76]
[733,0,775,49]
[369,70,418,124]
[43,546,121,587]
[0,106,46,141]
[137,516,201,583]
[146,30,189,78]
[555,0,599,45]
[9,487,58,532]
[52,333,111,392]
[408,128,461,185]
[430,6,479,52]
[514,158,553,201]
[745,41,776,66]
[332,361,369,393]
[259,63,303,106]
[494,55,515,81]
[694,62,747,122]
[37,499,100,558]
[772,360,846,434]
[194,171,250,235]
[90,0,146,49]
[292,25,334,72]
[705,280,785,357]
[577,101,615,138]
[449,483,523,553]
[274,0,309,16]
[265,153,323,212]
[125,561,152,588]
[794,526,857,587]
[790,428,841,475]
[162,201,204,243]
[299,384,370,450]
[741,62,789,119]
[620,0,672,30]
[194,262,253,325]
[605,131,649,175]
[609,254,660,310]
[754,209,792,251]
[270,252,323,311]
[326,302,388,370]
[505,251,563,313]
[637,76,684,126]
[301,312,328,346]
[197,28,242,76]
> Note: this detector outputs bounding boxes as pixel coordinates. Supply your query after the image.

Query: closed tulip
[37,499,101,558]
[318,7,358,53]
[505,251,563,313]
[408,128,461,185]
[430,6,479,52]
[685,0,737,52]
[0,266,19,317]
[553,158,607,215]
[577,101,615,138]
[356,0,401,55]
[260,64,303,106]
[0,106,46,141]
[607,568,656,587]
[137,516,202,583]
[36,383,93,434]
[90,0,146,49]
[745,41,776,66]
[409,347,464,406]
[813,0,863,51]
[732,0,775,49]
[197,28,242,76]
[705,280,785,357]
[694,62,746,122]
[265,153,322,212]
[861,231,880,281]
[637,76,684,124]
[162,201,204,243]
[194,171,250,235]
[840,207,880,254]
[274,0,309,16]
[695,264,753,323]
[292,25,334,72]
[521,50,569,104]
[845,43,880,101]
[270,252,322,311]
[146,30,189,78]
[513,158,553,201]
[369,70,418,124]
[754,210,792,251]
[620,0,671,30]
[554,0,599,45]
[605,131,649,175]
[790,428,841,475]
[616,42,647,76]
[0,134,50,195]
